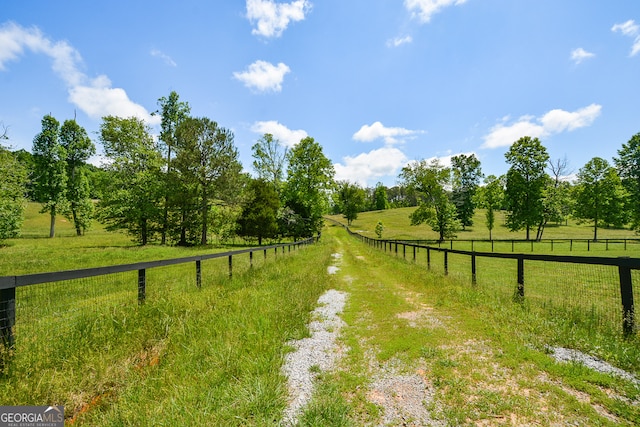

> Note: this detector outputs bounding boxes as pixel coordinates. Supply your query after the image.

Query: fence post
[413,246,416,262]
[512,240,514,252]
[471,254,477,285]
[516,257,524,301]
[444,251,448,276]
[228,255,233,278]
[250,251,254,268]
[196,260,202,288]
[0,286,16,351]
[138,269,146,304]
[618,258,635,336]
[427,248,431,270]
[403,244,406,259]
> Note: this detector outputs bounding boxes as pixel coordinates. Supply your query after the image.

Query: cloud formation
[404,0,467,23]
[150,49,177,67]
[246,0,311,38]
[353,121,423,145]
[334,147,408,186]
[233,60,291,92]
[0,22,158,124]
[570,47,595,64]
[250,120,308,147]
[482,104,602,149]
[612,20,640,57]
[387,35,413,47]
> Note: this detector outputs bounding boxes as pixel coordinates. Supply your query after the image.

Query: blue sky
[1,1,639,187]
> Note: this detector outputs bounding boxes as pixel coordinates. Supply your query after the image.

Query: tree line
[0,92,335,246]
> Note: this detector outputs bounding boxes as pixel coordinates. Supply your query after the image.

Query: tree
[237,178,280,245]
[451,153,482,230]
[574,157,628,240]
[154,91,191,244]
[371,182,390,210]
[98,116,164,245]
[614,132,640,231]
[334,181,366,226]
[32,114,67,238]
[400,159,460,241]
[60,119,95,235]
[504,136,549,240]
[174,117,242,245]
[0,144,27,241]
[375,221,384,239]
[252,133,288,193]
[475,174,504,240]
[282,137,335,239]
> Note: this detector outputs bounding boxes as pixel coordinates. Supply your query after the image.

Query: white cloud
[233,60,291,92]
[612,20,640,57]
[150,49,177,67]
[387,35,413,47]
[404,0,467,23]
[250,120,307,147]
[482,104,602,149]
[334,147,408,187]
[0,22,158,124]
[353,121,423,145]
[570,47,595,64]
[246,0,311,38]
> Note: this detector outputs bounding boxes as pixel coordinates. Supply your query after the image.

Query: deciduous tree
[252,133,288,193]
[0,144,27,241]
[237,178,280,245]
[32,114,67,238]
[615,132,640,231]
[504,136,549,240]
[475,174,504,240]
[400,159,460,241]
[451,153,482,230]
[334,181,366,226]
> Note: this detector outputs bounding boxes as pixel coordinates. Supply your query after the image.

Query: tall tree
[155,91,191,244]
[371,182,390,210]
[0,144,27,241]
[98,116,163,245]
[574,157,628,240]
[400,159,460,241]
[282,137,335,239]
[32,114,67,238]
[614,132,640,231]
[504,136,549,240]
[252,133,288,193]
[475,174,504,240]
[174,117,242,245]
[451,153,482,230]
[237,178,280,245]
[60,119,95,235]
[334,181,366,226]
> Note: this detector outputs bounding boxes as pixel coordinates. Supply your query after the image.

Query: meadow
[0,205,639,425]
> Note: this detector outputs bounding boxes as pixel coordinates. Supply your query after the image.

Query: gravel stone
[549,346,640,385]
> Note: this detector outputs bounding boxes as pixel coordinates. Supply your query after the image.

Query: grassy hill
[327,207,640,241]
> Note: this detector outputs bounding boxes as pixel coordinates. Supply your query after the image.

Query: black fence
[330,220,640,336]
[0,238,316,356]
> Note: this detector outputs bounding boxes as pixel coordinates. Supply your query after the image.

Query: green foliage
[174,117,243,245]
[0,146,27,240]
[252,133,288,193]
[60,119,95,235]
[32,114,67,238]
[374,221,384,238]
[615,132,640,231]
[371,182,390,210]
[475,174,504,239]
[400,158,460,241]
[504,136,550,240]
[451,153,482,229]
[282,137,335,238]
[98,116,164,245]
[574,157,628,240]
[334,181,366,226]
[238,178,280,245]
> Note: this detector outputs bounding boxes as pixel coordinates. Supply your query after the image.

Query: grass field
[1,205,639,425]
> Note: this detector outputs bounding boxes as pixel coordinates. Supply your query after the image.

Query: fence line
[327,219,640,336]
[0,238,316,354]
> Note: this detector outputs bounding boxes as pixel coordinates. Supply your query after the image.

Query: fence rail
[328,219,640,336]
[0,238,316,353]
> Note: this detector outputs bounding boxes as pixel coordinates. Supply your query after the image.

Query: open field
[1,208,639,424]
[328,207,640,242]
